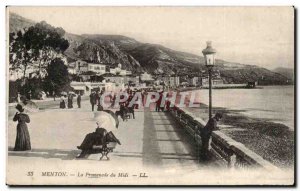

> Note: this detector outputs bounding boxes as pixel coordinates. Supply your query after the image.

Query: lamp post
[202,41,216,119]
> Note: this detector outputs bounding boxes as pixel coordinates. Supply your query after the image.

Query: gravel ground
[187,103,294,169]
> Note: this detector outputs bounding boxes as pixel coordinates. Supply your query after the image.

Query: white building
[201,77,224,86]
[88,63,106,75]
[70,81,119,95]
[109,63,132,76]
[9,53,68,81]
[9,65,39,81]
[110,68,117,75]
[68,60,88,74]
[140,72,154,81]
[120,69,127,76]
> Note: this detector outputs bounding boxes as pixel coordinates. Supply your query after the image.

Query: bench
[91,142,117,160]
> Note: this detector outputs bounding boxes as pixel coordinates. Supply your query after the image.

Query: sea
[189,86,294,130]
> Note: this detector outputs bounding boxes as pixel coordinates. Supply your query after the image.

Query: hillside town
[8,13,293,102]
[6,8,294,186]
[9,53,228,100]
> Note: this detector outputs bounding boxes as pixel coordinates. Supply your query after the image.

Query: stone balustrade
[169,105,279,171]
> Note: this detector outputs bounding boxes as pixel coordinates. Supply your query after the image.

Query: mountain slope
[273,67,294,80]
[69,36,142,72]
[9,12,292,85]
[9,12,35,34]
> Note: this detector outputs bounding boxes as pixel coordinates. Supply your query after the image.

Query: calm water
[191,86,294,130]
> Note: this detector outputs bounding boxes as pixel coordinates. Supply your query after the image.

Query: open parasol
[19,100,39,113]
[103,110,119,128]
[93,111,117,131]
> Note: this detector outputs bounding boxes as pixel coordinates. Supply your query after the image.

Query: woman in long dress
[13,104,31,151]
[68,94,73,108]
[60,95,66,109]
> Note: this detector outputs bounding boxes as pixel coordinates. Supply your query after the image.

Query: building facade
[87,63,106,75]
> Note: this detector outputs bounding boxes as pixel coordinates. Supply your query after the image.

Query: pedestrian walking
[110,94,116,108]
[95,91,101,105]
[13,104,31,151]
[156,91,163,112]
[90,91,96,111]
[77,93,81,108]
[199,113,222,160]
[68,93,73,109]
[60,95,66,109]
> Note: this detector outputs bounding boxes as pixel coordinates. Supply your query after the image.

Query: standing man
[77,93,81,108]
[67,93,73,109]
[17,92,21,103]
[200,113,222,160]
[156,91,163,112]
[90,91,96,111]
[95,91,100,106]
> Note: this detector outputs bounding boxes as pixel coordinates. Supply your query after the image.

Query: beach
[185,86,294,168]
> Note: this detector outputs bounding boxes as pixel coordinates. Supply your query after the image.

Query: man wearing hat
[89,91,96,111]
[199,112,222,160]
[13,104,31,151]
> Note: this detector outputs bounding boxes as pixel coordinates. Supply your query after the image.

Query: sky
[8,6,294,70]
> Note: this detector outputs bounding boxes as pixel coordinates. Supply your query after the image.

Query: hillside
[9,12,292,85]
[273,67,294,81]
[9,12,35,33]
[70,35,142,72]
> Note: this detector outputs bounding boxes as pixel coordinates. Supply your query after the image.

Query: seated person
[77,126,121,158]
[106,131,121,145]
[97,103,104,111]
[115,104,127,121]
[77,127,107,158]
[115,104,135,121]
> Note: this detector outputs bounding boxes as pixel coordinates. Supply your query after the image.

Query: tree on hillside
[9,21,69,79]
[9,30,34,80]
[44,58,70,96]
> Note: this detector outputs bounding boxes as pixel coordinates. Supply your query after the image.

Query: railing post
[169,111,279,170]
[194,124,197,140]
[228,154,236,169]
[208,137,212,150]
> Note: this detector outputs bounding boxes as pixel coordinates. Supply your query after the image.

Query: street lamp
[202,41,216,119]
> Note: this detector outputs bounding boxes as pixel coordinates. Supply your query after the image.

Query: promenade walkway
[7,100,290,185]
[8,100,217,173]
[114,107,205,169]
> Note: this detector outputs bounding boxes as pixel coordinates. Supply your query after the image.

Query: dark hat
[95,127,101,133]
[95,127,106,134]
[15,104,24,112]
[215,112,223,119]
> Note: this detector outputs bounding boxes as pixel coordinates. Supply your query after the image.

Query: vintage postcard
[6,6,295,185]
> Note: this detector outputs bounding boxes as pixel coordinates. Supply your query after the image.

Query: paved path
[7,100,218,185]
[113,106,205,169]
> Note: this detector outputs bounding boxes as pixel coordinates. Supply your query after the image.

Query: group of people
[155,91,170,112]
[12,87,223,162]
[60,93,81,109]
[89,90,105,111]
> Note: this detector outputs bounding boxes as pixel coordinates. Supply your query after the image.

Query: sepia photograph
[6,6,295,186]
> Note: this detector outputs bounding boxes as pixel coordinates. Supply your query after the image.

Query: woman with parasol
[76,113,121,158]
[12,104,31,151]
[60,92,67,109]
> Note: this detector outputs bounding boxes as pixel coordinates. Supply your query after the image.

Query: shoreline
[186,103,294,169]
[171,84,294,92]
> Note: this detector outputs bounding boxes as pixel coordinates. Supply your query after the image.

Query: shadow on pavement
[8,147,80,160]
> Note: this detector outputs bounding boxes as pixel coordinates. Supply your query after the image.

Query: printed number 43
[27,171,34,176]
